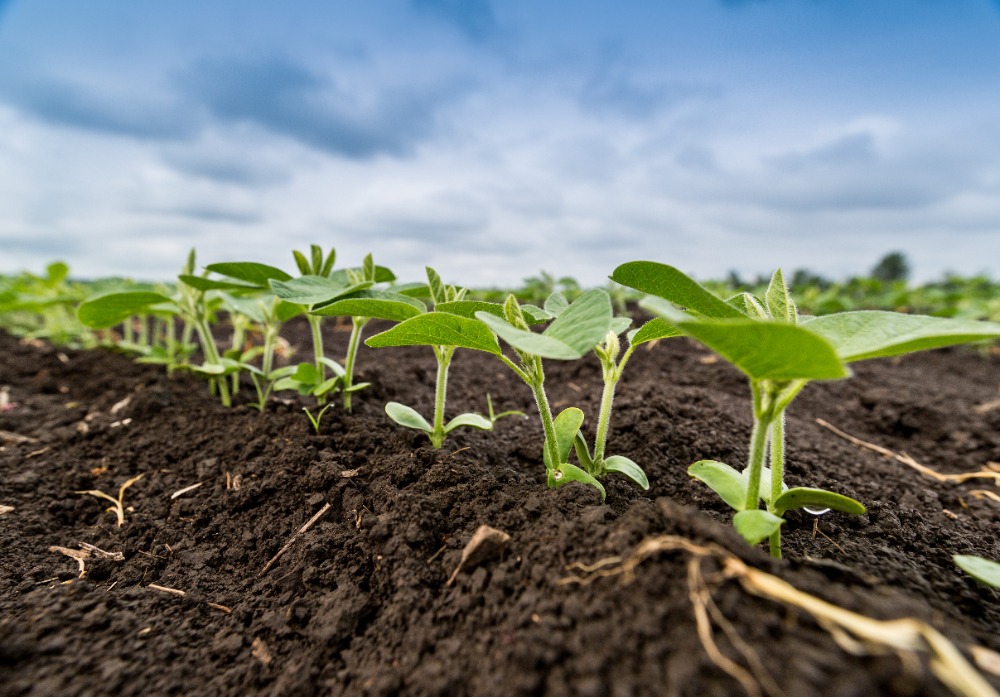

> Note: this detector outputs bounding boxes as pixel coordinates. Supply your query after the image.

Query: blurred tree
[870,252,910,283]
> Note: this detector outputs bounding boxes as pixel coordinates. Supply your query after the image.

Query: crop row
[2,247,1000,584]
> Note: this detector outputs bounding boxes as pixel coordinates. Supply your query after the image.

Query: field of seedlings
[1,250,999,697]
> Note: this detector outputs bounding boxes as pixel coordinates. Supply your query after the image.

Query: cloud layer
[0,0,998,285]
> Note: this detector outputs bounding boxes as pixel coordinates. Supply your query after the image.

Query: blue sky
[1,0,999,286]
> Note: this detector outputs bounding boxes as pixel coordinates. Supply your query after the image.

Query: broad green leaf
[276,300,306,322]
[545,289,613,352]
[292,362,320,383]
[611,261,746,320]
[801,311,1000,363]
[544,292,569,317]
[765,269,795,324]
[476,312,583,359]
[609,316,633,335]
[78,291,174,328]
[365,312,501,354]
[733,510,785,546]
[270,276,369,306]
[552,462,607,501]
[688,460,747,511]
[603,455,649,490]
[222,294,268,324]
[443,413,493,433]
[552,407,585,463]
[677,319,849,381]
[330,265,396,285]
[628,318,682,347]
[46,261,69,283]
[479,289,612,360]
[178,274,259,293]
[953,555,1000,589]
[385,402,433,433]
[640,295,690,323]
[393,282,431,299]
[205,262,292,286]
[311,290,426,321]
[773,487,866,516]
[438,300,549,325]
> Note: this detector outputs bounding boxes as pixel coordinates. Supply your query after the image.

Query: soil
[1,317,999,697]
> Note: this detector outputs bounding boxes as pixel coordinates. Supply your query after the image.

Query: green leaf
[733,510,785,546]
[552,462,606,501]
[773,487,866,516]
[801,311,1000,363]
[609,316,633,335]
[676,319,849,381]
[603,455,649,490]
[205,262,292,286]
[765,269,795,324]
[757,467,787,507]
[573,432,594,471]
[385,402,433,433]
[552,407,585,464]
[742,293,769,319]
[78,291,175,328]
[477,289,612,360]
[178,274,259,293]
[270,276,368,306]
[628,317,682,347]
[611,261,746,320]
[311,290,427,321]
[365,312,501,354]
[543,292,569,317]
[310,245,323,274]
[688,460,747,511]
[330,265,396,285]
[344,381,370,393]
[443,413,493,433]
[639,295,689,323]
[293,250,311,275]
[438,300,549,325]
[953,555,1000,589]
[426,267,445,306]
[314,377,342,396]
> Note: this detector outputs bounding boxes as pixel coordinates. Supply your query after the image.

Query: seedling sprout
[365,267,523,447]
[75,474,144,527]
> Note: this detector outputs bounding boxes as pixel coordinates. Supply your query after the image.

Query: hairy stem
[342,317,368,411]
[430,345,453,448]
[768,413,786,558]
[742,412,771,512]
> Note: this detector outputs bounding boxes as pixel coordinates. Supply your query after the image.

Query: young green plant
[954,555,1000,589]
[448,289,649,499]
[269,250,401,410]
[611,261,1000,557]
[78,251,237,406]
[364,267,523,448]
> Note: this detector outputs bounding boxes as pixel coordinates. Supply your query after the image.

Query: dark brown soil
[1,319,999,697]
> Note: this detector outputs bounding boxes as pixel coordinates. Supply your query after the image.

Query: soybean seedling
[462,289,647,499]
[611,261,1000,557]
[78,250,237,406]
[270,250,403,410]
[364,267,523,448]
[75,474,144,527]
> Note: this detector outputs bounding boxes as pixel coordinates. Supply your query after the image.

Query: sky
[1,0,999,287]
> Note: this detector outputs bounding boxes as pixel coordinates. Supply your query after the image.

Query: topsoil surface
[1,316,999,697]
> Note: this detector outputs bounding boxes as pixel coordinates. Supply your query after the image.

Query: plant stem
[768,413,786,559]
[428,346,454,448]
[523,356,561,481]
[742,412,771,513]
[593,369,617,466]
[193,318,231,407]
[342,317,368,411]
[307,314,325,379]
